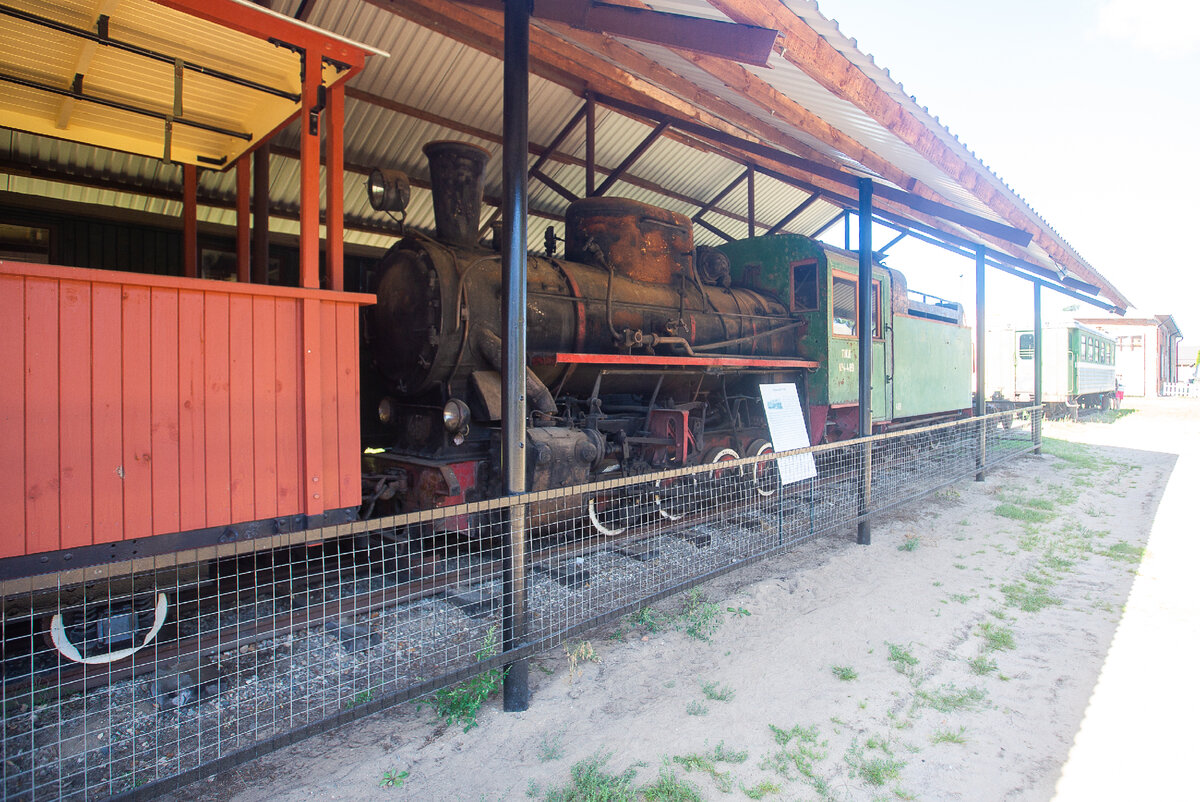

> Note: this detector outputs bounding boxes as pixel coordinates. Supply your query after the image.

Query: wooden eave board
[0,0,345,167]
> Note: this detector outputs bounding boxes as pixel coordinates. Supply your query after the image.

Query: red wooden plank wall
[0,261,374,559]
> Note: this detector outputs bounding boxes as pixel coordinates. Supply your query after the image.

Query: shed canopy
[0,0,1128,311]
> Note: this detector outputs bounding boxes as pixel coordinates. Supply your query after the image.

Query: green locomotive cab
[717,235,973,442]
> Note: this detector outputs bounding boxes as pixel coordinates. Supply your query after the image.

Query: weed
[931,727,967,745]
[1024,497,1056,511]
[980,622,1015,651]
[1099,541,1144,563]
[831,665,858,681]
[968,655,998,676]
[958,519,971,526]
[915,684,987,713]
[897,536,920,552]
[845,740,905,787]
[727,606,752,617]
[565,641,599,682]
[631,606,667,633]
[949,593,973,604]
[1041,438,1107,471]
[741,780,782,799]
[379,769,409,788]
[953,563,967,570]
[1042,553,1075,572]
[642,764,703,801]
[886,642,919,675]
[714,742,749,763]
[539,733,565,762]
[680,590,724,641]
[769,723,820,746]
[345,687,376,709]
[543,752,637,802]
[417,627,506,732]
[1001,581,1061,612]
[686,700,709,716]
[995,504,1054,523]
[701,680,736,701]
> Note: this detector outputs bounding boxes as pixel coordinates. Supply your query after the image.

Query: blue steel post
[501,0,530,713]
[1033,282,1043,454]
[975,245,986,481]
[857,178,873,545]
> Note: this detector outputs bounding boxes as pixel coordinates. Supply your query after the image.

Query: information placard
[759,383,818,484]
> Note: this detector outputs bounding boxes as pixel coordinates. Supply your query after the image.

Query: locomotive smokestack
[423,140,490,248]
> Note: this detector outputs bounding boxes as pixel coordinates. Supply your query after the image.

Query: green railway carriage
[986,323,1119,417]
[716,235,973,442]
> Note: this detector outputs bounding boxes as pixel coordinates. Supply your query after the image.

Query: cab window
[831,275,882,338]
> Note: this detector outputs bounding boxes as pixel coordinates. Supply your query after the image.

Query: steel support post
[501,0,531,713]
[975,245,986,481]
[252,144,270,284]
[182,163,197,278]
[857,178,873,545]
[1033,282,1043,454]
[585,93,596,197]
[747,166,755,237]
[235,155,251,283]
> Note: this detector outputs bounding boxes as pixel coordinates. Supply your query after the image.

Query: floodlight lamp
[367,168,411,213]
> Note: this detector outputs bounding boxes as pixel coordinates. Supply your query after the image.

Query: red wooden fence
[0,261,374,559]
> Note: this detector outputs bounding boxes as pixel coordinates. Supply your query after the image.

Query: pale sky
[810,0,1200,342]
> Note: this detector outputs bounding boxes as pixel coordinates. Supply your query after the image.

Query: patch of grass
[968,655,998,676]
[1001,581,1061,613]
[701,681,736,701]
[831,665,858,681]
[995,503,1054,523]
[417,627,506,732]
[686,700,709,716]
[1099,541,1144,563]
[915,684,987,713]
[886,642,919,676]
[931,727,967,745]
[897,536,920,552]
[949,593,973,604]
[672,743,747,794]
[980,622,1015,652]
[1042,553,1075,572]
[741,780,782,799]
[379,769,409,788]
[642,765,703,801]
[1024,497,1056,511]
[543,752,637,802]
[1041,438,1107,471]
[345,687,376,709]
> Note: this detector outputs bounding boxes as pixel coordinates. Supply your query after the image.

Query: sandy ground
[166,397,1197,802]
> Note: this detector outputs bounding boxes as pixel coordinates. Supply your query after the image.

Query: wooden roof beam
[706,0,1127,307]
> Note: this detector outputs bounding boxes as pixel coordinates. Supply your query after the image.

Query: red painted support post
[183,164,198,278]
[325,82,345,291]
[236,155,251,283]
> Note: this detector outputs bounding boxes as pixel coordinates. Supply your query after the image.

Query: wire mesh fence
[1,408,1040,800]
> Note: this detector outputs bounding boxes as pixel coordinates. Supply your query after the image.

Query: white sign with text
[759,383,818,484]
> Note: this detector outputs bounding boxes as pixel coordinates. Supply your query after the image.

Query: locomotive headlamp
[442,398,470,432]
[367,168,411,213]
[378,396,398,425]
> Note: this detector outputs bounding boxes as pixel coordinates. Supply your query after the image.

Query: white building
[1074,316,1183,396]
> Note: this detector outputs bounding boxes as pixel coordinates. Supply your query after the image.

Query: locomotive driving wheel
[586,492,637,537]
[47,591,170,665]
[747,439,779,498]
[652,475,691,521]
[700,447,742,508]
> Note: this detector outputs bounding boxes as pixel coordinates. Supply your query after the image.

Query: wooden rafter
[706,0,1126,307]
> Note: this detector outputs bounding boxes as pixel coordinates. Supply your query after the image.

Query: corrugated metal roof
[0,0,1126,310]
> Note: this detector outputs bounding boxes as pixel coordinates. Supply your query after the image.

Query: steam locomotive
[361,141,974,535]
